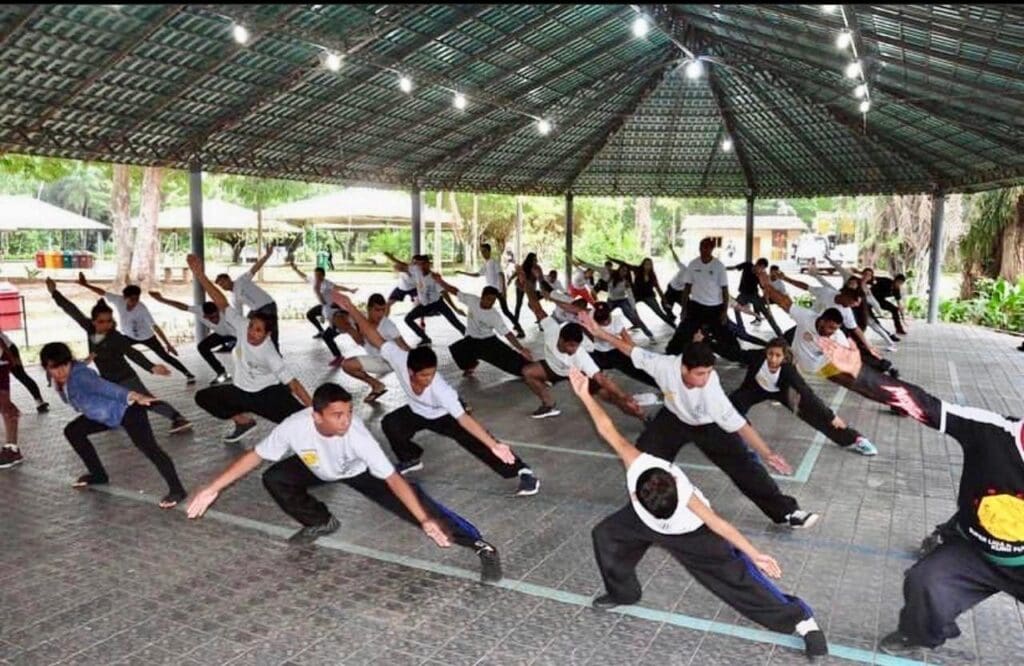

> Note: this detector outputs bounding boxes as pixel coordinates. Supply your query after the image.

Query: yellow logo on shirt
[299,450,319,467]
[977,494,1024,542]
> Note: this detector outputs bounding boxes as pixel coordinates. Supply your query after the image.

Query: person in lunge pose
[578,312,819,529]
[868,271,908,337]
[518,267,642,420]
[213,244,280,350]
[186,383,503,580]
[328,294,409,404]
[569,368,829,658]
[0,327,48,413]
[726,336,878,456]
[289,261,358,355]
[78,274,197,384]
[456,243,526,338]
[728,257,785,337]
[385,253,465,346]
[812,337,1024,657]
[605,263,655,339]
[38,342,186,508]
[612,256,677,328]
[588,303,657,389]
[664,238,742,361]
[188,254,311,442]
[332,292,540,496]
[149,291,237,385]
[823,258,900,350]
[49,279,193,434]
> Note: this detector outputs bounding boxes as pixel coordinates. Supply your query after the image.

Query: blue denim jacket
[59,362,131,428]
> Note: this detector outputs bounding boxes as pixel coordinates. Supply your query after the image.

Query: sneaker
[785,510,820,529]
[223,421,258,443]
[803,629,829,658]
[209,373,230,386]
[515,330,526,339]
[887,368,900,380]
[516,472,540,496]
[159,489,187,508]
[878,631,925,657]
[185,376,197,386]
[169,418,193,434]
[396,458,423,475]
[890,335,901,343]
[36,401,49,414]
[474,540,503,582]
[288,515,340,544]
[73,472,109,487]
[850,437,878,456]
[312,332,324,339]
[531,404,561,419]
[917,531,943,559]
[328,356,344,368]
[0,445,24,469]
[417,339,432,348]
[885,344,898,353]
[592,594,624,611]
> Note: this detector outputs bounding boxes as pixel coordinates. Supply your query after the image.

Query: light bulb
[822,5,838,13]
[324,52,342,72]
[854,83,868,98]
[399,75,413,93]
[232,24,249,45]
[721,137,733,152]
[632,16,650,38]
[845,60,862,78]
[537,119,552,135]
[453,92,467,110]
[836,31,852,50]
[685,59,704,80]
[859,99,871,113]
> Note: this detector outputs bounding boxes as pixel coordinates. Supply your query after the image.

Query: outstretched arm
[186,450,263,519]
[77,271,106,297]
[287,378,312,407]
[568,368,640,468]
[687,499,782,578]
[248,244,274,276]
[756,268,793,312]
[607,256,639,270]
[384,252,410,272]
[577,312,636,356]
[455,413,516,465]
[186,254,229,311]
[432,272,460,296]
[47,279,92,332]
[333,292,384,349]
[148,291,191,312]
[779,272,811,292]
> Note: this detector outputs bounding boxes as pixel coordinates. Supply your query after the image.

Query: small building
[679,214,809,262]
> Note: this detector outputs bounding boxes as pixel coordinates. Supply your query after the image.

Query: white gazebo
[131,199,296,233]
[264,187,454,229]
[0,195,109,231]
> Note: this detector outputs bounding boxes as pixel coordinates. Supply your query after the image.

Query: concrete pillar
[411,185,422,255]
[514,196,523,262]
[565,193,574,283]
[434,191,443,267]
[189,163,205,342]
[927,189,946,324]
[744,192,755,263]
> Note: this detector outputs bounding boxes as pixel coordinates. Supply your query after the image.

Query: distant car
[794,234,858,273]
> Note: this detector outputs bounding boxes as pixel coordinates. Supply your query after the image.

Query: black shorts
[539,360,600,393]
[388,287,417,302]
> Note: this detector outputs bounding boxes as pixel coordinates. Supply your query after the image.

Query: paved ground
[2,303,1024,665]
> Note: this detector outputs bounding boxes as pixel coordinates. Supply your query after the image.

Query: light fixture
[323,52,342,72]
[632,16,650,38]
[844,60,862,78]
[685,58,704,80]
[232,24,249,45]
[859,99,871,113]
[836,30,853,50]
[721,137,733,152]
[854,83,868,98]
[398,75,413,93]
[821,5,838,13]
[537,118,552,135]
[453,92,467,110]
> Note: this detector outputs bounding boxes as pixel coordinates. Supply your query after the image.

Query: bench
[163,266,192,282]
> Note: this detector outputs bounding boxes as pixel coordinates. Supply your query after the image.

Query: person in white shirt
[545,269,566,294]
[386,253,466,346]
[664,238,742,361]
[567,262,596,305]
[567,368,829,658]
[329,293,410,403]
[588,303,657,388]
[78,274,198,385]
[214,244,280,350]
[456,243,525,338]
[188,254,311,443]
[518,267,642,420]
[185,383,503,580]
[333,292,540,496]
[148,291,238,385]
[578,311,819,529]
[288,261,358,365]
[661,245,690,318]
[575,257,613,296]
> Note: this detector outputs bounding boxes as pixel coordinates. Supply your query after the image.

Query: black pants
[729,384,860,448]
[195,383,304,424]
[590,349,657,388]
[734,292,785,338]
[64,405,184,494]
[449,336,527,376]
[254,302,280,352]
[404,300,465,342]
[120,375,182,424]
[662,285,686,316]
[876,297,906,334]
[130,335,194,378]
[495,291,524,334]
[7,345,43,402]
[636,296,676,327]
[321,326,343,358]
[608,298,653,338]
[666,301,742,361]
[261,457,481,548]
[382,405,527,478]
[306,305,325,334]
[593,505,812,631]
[512,286,542,325]
[637,407,798,523]
[197,333,236,376]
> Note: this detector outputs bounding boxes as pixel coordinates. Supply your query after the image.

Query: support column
[927,189,946,324]
[565,193,574,282]
[189,163,205,342]
[744,192,755,263]
[411,185,422,255]
[434,191,443,267]
[514,196,523,262]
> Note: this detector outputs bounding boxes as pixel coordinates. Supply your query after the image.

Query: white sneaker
[885,344,898,353]
[850,437,879,456]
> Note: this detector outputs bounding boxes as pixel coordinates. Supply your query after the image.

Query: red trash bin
[0,282,22,330]
[35,250,46,269]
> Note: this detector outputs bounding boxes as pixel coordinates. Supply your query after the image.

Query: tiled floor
[2,313,1023,665]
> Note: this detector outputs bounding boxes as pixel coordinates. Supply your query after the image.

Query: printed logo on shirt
[299,450,319,467]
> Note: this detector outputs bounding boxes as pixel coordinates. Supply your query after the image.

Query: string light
[231,24,249,45]
[844,60,862,78]
[537,118,552,135]
[721,137,733,152]
[854,83,868,98]
[859,99,871,113]
[836,30,853,50]
[323,52,342,72]
[398,75,413,93]
[821,5,838,13]
[685,58,704,80]
[632,16,650,38]
[453,92,467,110]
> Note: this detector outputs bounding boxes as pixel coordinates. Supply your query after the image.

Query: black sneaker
[803,630,828,658]
[0,445,24,469]
[474,540,503,582]
[73,473,109,487]
[169,418,193,434]
[223,421,258,443]
[531,404,561,419]
[878,631,925,657]
[890,335,901,343]
[417,339,432,347]
[396,458,424,475]
[36,402,50,414]
[185,376,197,386]
[516,472,540,496]
[288,515,341,544]
[785,510,820,529]
[917,531,943,559]
[515,330,526,339]
[313,332,324,339]
[592,594,624,611]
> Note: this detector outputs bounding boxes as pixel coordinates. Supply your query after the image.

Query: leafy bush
[935,276,1024,331]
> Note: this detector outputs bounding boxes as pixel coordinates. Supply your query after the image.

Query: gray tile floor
[3,314,1024,665]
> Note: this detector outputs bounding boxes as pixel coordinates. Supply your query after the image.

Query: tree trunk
[130,166,162,288]
[110,164,133,289]
[471,194,479,271]
[998,194,1024,281]
[636,196,653,256]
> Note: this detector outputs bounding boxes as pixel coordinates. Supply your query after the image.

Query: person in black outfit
[870,273,908,336]
[607,256,676,327]
[729,257,785,337]
[815,337,1024,657]
[0,332,48,413]
[512,252,542,327]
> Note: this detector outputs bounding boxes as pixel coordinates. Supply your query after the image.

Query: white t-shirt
[770,278,789,296]
[104,292,156,340]
[541,316,600,378]
[685,257,728,306]
[309,276,337,318]
[789,304,849,377]
[754,360,781,393]
[360,316,402,358]
[809,285,857,329]
[255,408,395,482]
[548,290,578,325]
[627,453,708,535]
[608,278,630,301]
[482,258,503,289]
[409,265,441,305]
[396,271,415,291]
[458,292,510,339]
[223,308,294,391]
[630,347,746,432]
[187,304,236,337]
[232,273,275,311]
[571,268,588,289]
[594,313,628,352]
[379,340,465,419]
[668,261,689,290]
[548,277,566,293]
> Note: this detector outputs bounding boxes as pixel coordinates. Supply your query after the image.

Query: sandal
[159,489,187,509]
[72,474,109,488]
[364,388,388,404]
